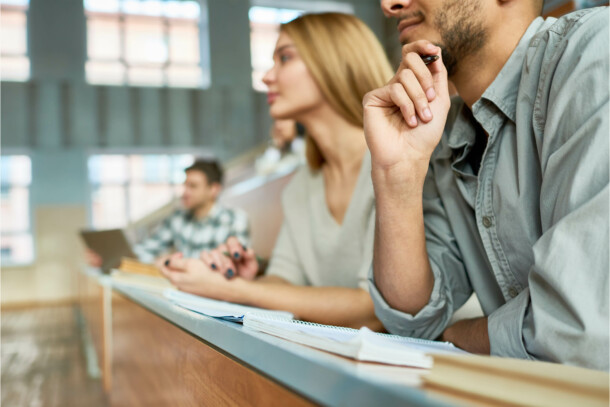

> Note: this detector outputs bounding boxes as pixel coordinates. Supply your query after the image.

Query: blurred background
[0,0,606,406]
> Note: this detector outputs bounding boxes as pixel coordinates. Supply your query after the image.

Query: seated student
[159,13,394,329]
[255,119,306,175]
[363,0,608,369]
[87,159,250,267]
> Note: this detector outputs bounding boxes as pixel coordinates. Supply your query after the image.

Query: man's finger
[398,69,433,123]
[400,40,438,61]
[389,82,418,127]
[389,40,439,85]
[403,51,437,102]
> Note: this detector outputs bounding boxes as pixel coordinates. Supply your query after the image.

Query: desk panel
[111,292,315,406]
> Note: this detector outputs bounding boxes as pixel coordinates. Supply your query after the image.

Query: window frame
[83,0,210,89]
[0,0,31,82]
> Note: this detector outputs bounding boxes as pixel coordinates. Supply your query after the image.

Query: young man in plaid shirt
[133,159,250,265]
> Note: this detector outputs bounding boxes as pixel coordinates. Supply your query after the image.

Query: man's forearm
[371,164,435,315]
[441,317,490,354]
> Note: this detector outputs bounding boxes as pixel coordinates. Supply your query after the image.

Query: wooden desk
[108,285,451,407]
[78,270,460,406]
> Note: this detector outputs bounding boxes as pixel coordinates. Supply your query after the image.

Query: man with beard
[363,0,608,370]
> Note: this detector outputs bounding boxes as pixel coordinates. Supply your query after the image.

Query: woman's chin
[269,106,294,121]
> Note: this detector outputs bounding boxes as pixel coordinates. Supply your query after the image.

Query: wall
[0,0,394,306]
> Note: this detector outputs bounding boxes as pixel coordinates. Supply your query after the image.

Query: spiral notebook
[164,289,294,322]
[243,314,467,368]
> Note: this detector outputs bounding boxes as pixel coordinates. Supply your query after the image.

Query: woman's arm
[240,278,382,330]
[159,256,382,331]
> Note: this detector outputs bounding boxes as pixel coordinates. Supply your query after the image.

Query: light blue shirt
[369,8,609,370]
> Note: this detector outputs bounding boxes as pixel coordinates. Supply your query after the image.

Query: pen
[421,54,439,65]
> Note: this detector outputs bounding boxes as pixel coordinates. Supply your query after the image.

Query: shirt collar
[186,203,221,223]
[445,17,547,151]
[473,17,546,123]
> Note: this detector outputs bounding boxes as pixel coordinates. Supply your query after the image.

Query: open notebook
[164,289,294,322]
[243,314,467,368]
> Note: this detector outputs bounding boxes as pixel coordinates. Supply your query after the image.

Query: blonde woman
[160,13,393,329]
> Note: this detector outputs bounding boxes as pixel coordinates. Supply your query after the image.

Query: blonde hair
[281,13,393,170]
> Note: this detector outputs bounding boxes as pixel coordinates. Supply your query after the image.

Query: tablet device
[80,228,137,273]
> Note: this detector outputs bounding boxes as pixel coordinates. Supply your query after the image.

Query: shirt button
[508,287,519,298]
[482,216,493,228]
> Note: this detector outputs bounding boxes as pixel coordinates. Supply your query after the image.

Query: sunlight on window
[88,153,194,229]
[84,0,207,88]
[0,0,30,82]
[1,155,34,265]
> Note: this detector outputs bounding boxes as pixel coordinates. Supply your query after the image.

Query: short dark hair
[185,159,223,185]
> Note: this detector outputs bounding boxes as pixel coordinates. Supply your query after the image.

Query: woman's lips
[267,93,278,104]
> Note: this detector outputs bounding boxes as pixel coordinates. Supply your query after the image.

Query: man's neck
[452,18,535,108]
[192,200,215,220]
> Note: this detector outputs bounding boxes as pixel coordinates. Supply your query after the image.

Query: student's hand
[85,249,103,268]
[159,253,236,300]
[154,254,172,270]
[199,236,259,280]
[363,40,451,173]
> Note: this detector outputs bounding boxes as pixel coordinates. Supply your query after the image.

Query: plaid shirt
[133,205,250,263]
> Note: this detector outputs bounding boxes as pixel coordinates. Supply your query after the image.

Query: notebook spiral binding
[249,314,449,347]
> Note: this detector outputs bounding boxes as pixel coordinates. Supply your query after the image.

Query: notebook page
[244,314,467,367]
[360,327,466,355]
[164,289,294,321]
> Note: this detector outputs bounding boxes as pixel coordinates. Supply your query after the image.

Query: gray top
[267,153,375,290]
[112,284,452,407]
[369,9,609,371]
[133,205,250,263]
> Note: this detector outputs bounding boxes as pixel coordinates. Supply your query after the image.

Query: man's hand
[199,236,259,280]
[363,41,451,174]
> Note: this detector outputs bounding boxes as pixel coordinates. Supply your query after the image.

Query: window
[84,0,209,88]
[249,2,354,92]
[0,0,30,82]
[1,155,33,265]
[88,153,194,229]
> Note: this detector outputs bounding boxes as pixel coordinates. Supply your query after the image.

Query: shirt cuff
[368,261,451,339]
[488,287,533,360]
